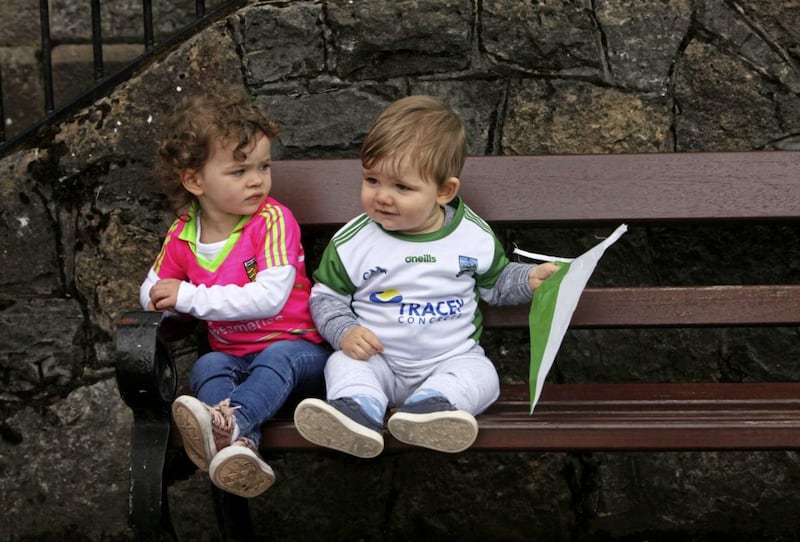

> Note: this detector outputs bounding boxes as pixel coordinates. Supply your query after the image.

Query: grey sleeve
[481,262,535,306]
[308,293,359,350]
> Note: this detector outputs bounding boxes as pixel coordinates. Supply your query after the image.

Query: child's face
[186,134,272,221]
[361,155,454,235]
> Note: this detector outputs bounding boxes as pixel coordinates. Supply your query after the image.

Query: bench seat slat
[470,427,800,451]
[253,383,800,452]
[259,420,800,452]
[483,285,800,328]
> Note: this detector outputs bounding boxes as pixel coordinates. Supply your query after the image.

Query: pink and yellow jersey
[146,197,323,356]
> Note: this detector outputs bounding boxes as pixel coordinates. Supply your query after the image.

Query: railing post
[0,66,5,144]
[39,0,55,114]
[91,0,104,82]
[196,0,206,18]
[143,0,154,50]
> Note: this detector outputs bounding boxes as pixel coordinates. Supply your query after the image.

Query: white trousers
[324,343,500,416]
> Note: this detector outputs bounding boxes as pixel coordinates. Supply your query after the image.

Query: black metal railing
[0,67,4,144]
[39,0,55,115]
[0,0,248,157]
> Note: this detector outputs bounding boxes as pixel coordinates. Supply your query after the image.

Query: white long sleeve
[140,265,296,321]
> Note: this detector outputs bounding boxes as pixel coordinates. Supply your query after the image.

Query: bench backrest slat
[483,285,800,328]
[271,151,800,224]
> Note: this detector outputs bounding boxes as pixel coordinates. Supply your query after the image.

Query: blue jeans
[189,339,331,447]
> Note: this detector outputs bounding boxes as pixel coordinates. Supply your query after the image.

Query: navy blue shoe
[294,397,384,458]
[388,396,478,453]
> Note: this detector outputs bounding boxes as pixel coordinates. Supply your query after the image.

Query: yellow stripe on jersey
[260,203,288,267]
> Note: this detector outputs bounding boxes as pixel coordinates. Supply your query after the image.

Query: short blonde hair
[360,95,466,187]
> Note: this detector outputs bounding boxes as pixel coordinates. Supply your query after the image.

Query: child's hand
[341,326,384,361]
[149,279,182,312]
[528,262,560,291]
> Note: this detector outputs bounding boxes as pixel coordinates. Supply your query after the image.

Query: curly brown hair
[157,87,281,216]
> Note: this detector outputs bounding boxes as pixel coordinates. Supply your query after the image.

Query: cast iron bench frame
[115,151,800,541]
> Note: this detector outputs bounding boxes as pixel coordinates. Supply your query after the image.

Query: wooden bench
[115,150,800,541]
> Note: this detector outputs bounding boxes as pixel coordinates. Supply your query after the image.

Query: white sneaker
[171,395,240,471]
[293,398,384,458]
[388,406,478,453]
[209,439,275,498]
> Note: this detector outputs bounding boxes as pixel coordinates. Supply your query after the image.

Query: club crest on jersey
[457,255,478,277]
[243,257,258,282]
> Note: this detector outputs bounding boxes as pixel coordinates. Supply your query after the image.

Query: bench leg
[128,409,177,542]
[211,485,256,542]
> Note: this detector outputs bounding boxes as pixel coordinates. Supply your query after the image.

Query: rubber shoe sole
[388,409,478,453]
[209,445,275,498]
[172,395,216,471]
[293,398,384,458]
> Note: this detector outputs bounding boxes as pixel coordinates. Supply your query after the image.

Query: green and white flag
[514,224,628,414]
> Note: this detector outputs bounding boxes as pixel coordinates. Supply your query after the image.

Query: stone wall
[1,1,799,541]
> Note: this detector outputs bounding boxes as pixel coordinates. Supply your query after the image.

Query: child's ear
[437,176,460,204]
[180,169,203,196]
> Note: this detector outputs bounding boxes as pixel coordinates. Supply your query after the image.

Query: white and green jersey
[311,197,511,362]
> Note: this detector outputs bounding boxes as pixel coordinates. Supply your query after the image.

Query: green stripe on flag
[528,261,571,413]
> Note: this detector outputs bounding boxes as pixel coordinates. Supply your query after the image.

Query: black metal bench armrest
[115,310,190,411]
[115,310,203,541]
